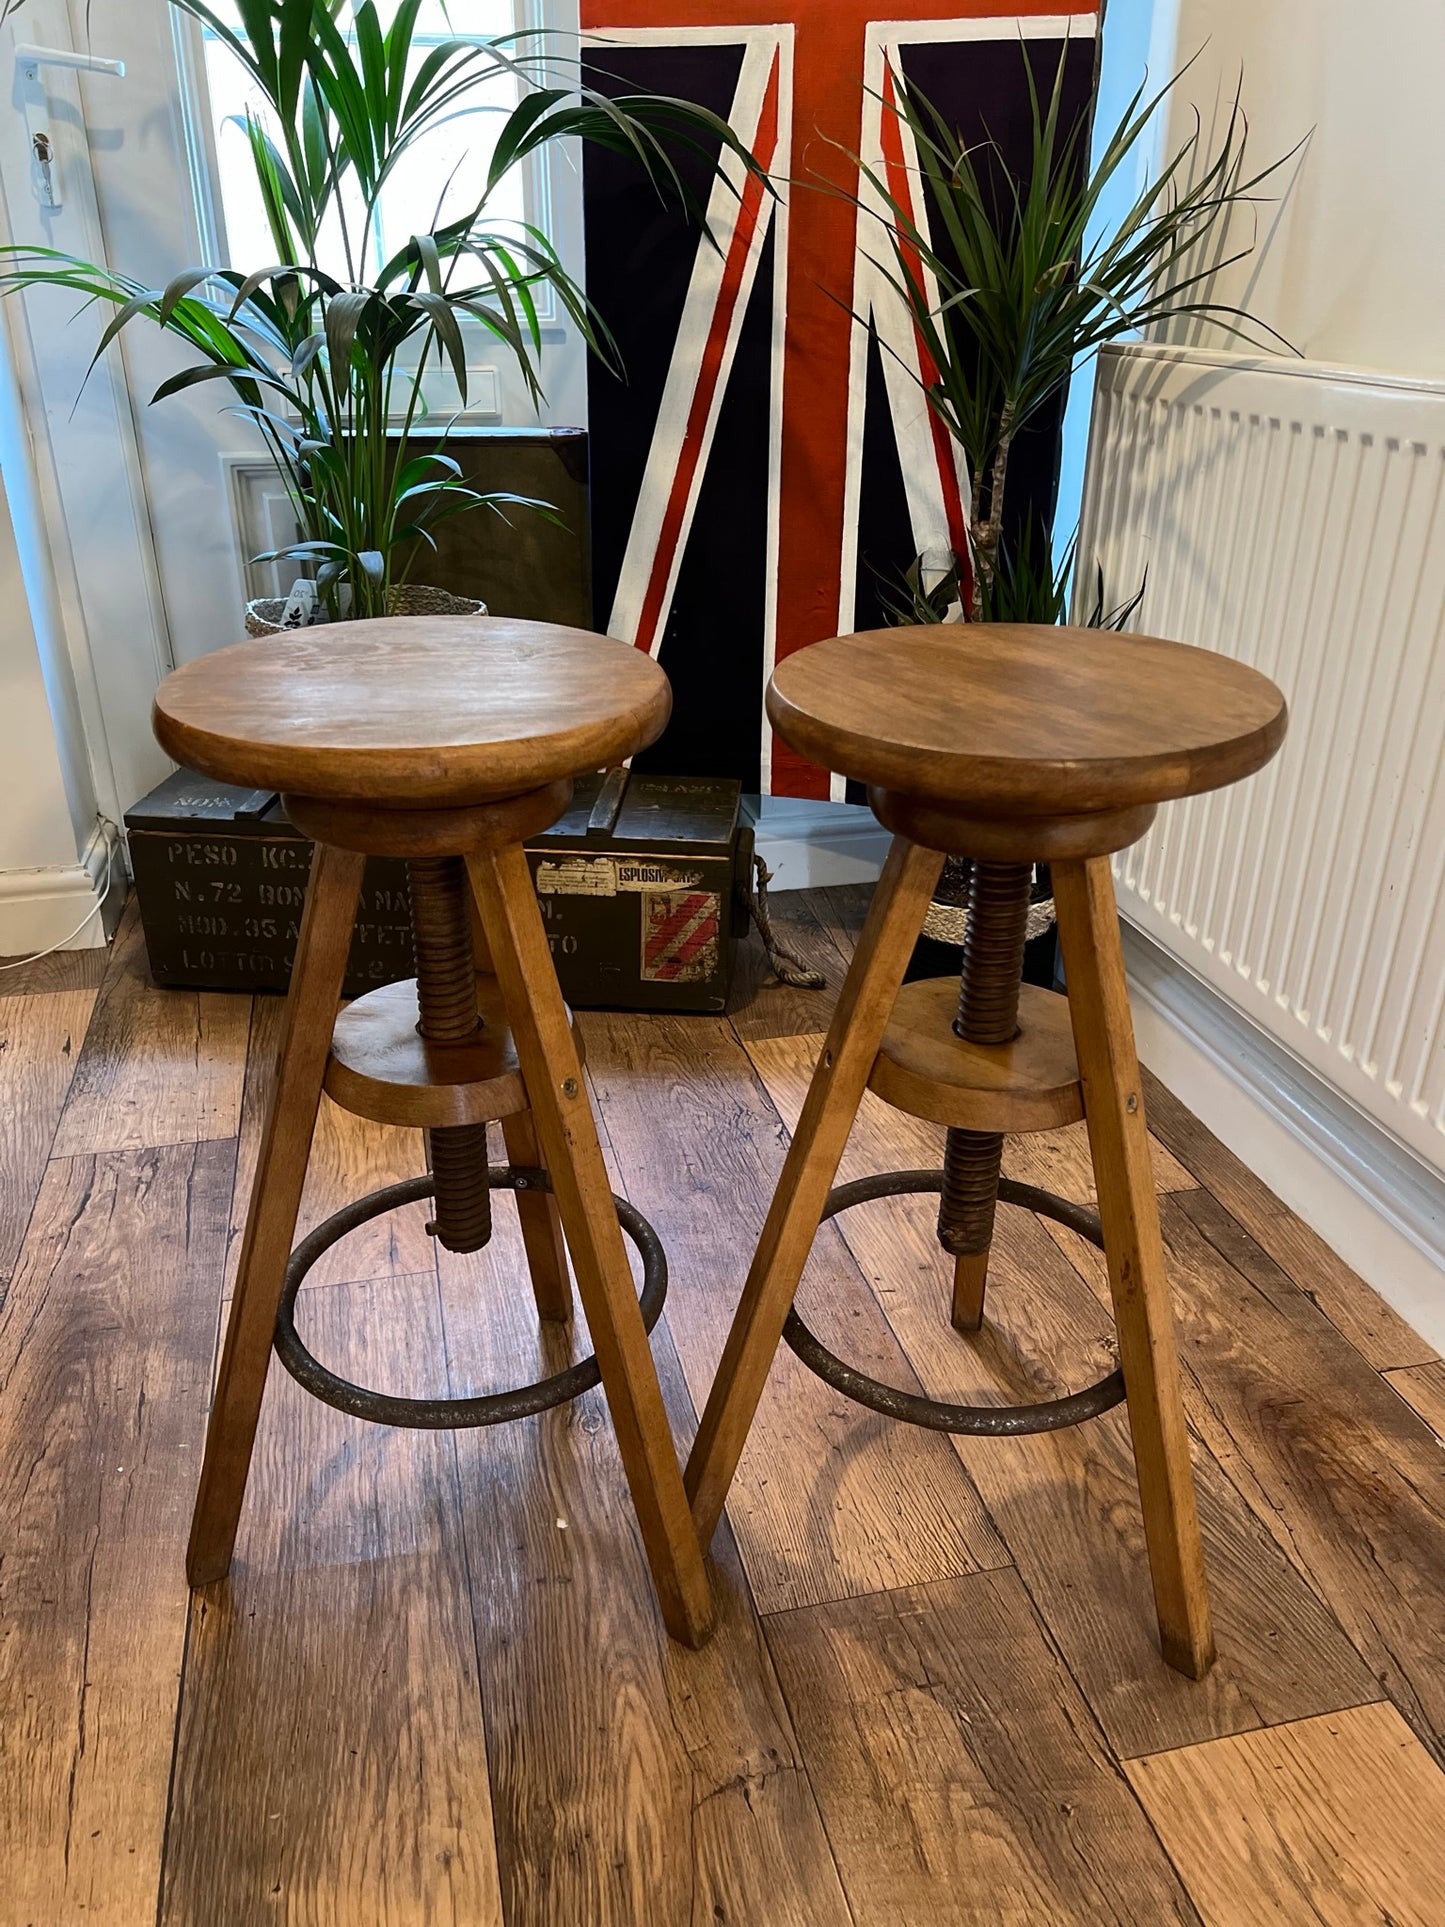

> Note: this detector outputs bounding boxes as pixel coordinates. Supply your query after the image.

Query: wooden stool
[686,622,1287,1677]
[153,616,714,1648]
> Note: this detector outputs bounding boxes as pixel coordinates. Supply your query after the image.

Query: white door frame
[0,0,176,824]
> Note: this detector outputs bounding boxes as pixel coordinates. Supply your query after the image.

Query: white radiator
[1079,341,1445,1178]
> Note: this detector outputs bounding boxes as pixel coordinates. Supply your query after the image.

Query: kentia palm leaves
[852,46,1295,621]
[0,0,757,618]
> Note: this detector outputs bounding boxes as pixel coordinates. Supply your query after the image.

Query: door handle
[15,44,126,79]
[14,42,125,212]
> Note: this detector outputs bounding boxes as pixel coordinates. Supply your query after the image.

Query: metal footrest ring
[782,1170,1126,1436]
[273,1167,667,1429]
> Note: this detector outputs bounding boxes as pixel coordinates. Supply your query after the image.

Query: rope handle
[750,854,827,991]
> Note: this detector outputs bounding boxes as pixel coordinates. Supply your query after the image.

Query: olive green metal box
[127,767,751,1013]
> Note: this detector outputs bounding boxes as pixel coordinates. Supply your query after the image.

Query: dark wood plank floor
[4,891,1445,1925]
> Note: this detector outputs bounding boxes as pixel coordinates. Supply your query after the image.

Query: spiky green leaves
[845,42,1296,621]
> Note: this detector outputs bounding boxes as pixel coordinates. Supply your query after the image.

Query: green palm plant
[853,47,1296,621]
[876,524,1146,629]
[0,0,758,619]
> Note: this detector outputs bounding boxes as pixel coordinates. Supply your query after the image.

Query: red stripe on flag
[632,54,783,656]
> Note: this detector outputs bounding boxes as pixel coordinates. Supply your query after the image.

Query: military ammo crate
[525,770,752,1013]
[125,767,752,1013]
[125,771,415,998]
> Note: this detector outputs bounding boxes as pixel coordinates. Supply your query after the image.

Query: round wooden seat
[152,616,670,807]
[767,622,1287,817]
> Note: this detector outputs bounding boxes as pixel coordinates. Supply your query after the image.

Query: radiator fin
[1080,344,1445,1172]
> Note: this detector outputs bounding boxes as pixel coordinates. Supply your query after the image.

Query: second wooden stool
[686,621,1287,1677]
[153,616,713,1647]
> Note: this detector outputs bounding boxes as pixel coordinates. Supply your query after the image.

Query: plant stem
[969,401,1014,622]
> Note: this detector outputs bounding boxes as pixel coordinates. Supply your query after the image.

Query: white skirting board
[1125,923,1445,1355]
[745,795,890,891]
[0,822,123,958]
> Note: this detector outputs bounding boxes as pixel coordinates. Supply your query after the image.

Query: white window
[200,1,521,278]
[183,1,586,425]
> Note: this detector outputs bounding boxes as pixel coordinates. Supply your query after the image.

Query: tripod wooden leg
[502,1108,573,1324]
[685,837,944,1545]
[1053,857,1215,1679]
[467,842,715,1648]
[187,843,365,1587]
[951,1250,992,1332]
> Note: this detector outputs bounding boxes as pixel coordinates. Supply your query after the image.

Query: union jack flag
[583,4,1098,798]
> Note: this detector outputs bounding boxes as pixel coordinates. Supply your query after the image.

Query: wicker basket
[244,584,487,637]
[920,855,1057,948]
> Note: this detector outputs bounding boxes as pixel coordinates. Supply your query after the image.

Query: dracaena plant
[851,47,1295,623]
[0,0,757,619]
[876,524,1146,629]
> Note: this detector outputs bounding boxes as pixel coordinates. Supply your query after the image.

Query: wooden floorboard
[0,944,108,995]
[52,906,250,1159]
[582,1009,1007,1615]
[1142,1066,1435,1371]
[439,1201,852,1927]
[4,892,1441,1925]
[801,884,874,960]
[0,988,96,1290]
[766,1569,1201,1926]
[1126,1701,1445,1926]
[747,1036,1382,1760]
[1158,1187,1445,1764]
[970,1109,1445,1767]
[1004,1113,1196,1204]
[0,1139,234,1927]
[162,1272,503,1927]
[728,893,855,1044]
[1387,1360,1445,1443]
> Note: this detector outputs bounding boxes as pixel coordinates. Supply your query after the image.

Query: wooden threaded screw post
[937,859,1034,1330]
[409,854,493,1253]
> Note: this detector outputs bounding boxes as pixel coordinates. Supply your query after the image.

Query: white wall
[1156,0,1445,379]
[0,467,84,871]
[0,455,108,951]
[1063,0,1445,552]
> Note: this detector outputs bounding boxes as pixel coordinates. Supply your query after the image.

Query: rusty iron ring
[783,1170,1127,1436]
[273,1167,667,1429]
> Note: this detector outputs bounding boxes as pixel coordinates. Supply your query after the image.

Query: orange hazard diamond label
[642,889,721,983]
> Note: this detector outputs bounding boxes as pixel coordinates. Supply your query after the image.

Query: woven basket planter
[907,856,1059,995]
[244,584,487,638]
[921,855,1057,949]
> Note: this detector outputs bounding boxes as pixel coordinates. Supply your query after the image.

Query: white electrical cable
[0,822,117,973]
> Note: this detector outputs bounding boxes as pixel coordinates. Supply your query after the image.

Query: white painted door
[0,0,586,816]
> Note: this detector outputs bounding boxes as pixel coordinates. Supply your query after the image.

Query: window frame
[170,0,588,430]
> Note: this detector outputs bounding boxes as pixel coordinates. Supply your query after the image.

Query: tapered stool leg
[187,844,365,1586]
[685,838,944,1545]
[501,1108,573,1324]
[1053,856,1215,1679]
[467,842,715,1647]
